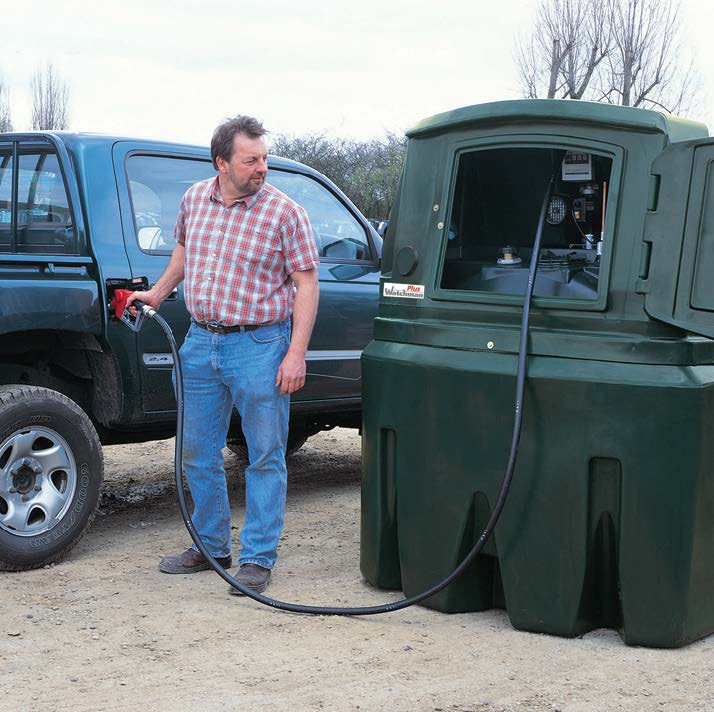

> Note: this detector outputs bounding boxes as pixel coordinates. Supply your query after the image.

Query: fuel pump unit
[360,99,714,648]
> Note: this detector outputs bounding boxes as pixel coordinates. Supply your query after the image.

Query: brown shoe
[159,547,232,574]
[228,563,271,595]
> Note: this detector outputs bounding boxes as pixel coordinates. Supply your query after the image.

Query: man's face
[218,134,268,199]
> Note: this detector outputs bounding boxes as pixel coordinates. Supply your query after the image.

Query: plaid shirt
[174,176,319,325]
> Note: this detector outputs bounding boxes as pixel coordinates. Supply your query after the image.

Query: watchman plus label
[383,282,425,299]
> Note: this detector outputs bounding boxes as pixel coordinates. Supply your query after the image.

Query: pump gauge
[546,195,567,225]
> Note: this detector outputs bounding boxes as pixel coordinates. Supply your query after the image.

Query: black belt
[192,320,261,335]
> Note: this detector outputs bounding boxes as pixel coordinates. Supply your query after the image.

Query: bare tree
[516,0,613,100]
[600,0,697,112]
[0,75,11,133]
[31,64,69,130]
[516,0,698,113]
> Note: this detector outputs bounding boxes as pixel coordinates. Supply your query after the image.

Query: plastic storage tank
[360,99,714,648]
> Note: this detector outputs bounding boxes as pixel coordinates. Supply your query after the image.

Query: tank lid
[407,99,708,144]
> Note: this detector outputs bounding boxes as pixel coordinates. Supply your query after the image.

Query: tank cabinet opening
[440,147,614,300]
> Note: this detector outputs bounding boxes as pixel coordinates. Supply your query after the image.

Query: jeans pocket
[249,322,285,344]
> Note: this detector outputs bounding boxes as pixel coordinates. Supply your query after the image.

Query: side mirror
[138,226,162,251]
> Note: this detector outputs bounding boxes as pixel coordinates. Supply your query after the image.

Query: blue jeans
[175,320,291,569]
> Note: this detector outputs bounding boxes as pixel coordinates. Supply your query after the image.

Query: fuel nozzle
[110,288,155,332]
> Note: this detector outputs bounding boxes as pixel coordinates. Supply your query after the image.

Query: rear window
[0,147,11,245]
[0,144,78,254]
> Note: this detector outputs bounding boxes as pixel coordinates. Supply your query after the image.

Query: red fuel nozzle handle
[111,289,151,332]
[110,289,141,317]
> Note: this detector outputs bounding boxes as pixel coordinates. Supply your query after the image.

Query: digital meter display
[562,151,593,181]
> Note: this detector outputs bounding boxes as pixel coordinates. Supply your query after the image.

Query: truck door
[266,168,381,404]
[112,143,215,413]
[112,144,380,414]
[641,138,714,338]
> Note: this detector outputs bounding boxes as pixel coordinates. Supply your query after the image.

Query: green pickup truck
[0,132,381,570]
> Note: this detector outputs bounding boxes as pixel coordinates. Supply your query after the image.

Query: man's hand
[275,268,318,396]
[276,350,307,395]
[125,288,163,314]
[124,243,186,315]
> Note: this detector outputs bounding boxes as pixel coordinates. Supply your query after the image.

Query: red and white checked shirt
[174,176,319,325]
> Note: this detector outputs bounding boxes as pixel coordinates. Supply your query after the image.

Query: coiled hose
[141,172,556,615]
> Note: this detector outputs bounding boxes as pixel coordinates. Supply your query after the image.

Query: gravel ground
[1,428,712,712]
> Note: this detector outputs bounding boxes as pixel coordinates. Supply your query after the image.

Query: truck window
[0,147,77,255]
[17,151,77,254]
[267,170,372,261]
[126,155,215,255]
[0,147,10,252]
[440,147,613,301]
[126,155,371,261]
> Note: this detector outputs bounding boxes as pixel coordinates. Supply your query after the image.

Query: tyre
[0,385,103,570]
[226,427,310,461]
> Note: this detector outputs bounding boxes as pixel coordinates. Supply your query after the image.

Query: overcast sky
[2,0,713,145]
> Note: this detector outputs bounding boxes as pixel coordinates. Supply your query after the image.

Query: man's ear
[216,156,228,174]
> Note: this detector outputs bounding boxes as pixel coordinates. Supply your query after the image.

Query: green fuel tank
[360,99,714,648]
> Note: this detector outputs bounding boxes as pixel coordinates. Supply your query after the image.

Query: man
[126,115,320,594]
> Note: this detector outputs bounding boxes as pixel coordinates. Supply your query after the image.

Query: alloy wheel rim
[0,426,77,537]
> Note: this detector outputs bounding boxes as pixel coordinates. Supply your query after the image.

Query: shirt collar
[209,176,265,209]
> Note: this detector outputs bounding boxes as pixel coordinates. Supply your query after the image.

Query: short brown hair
[210,115,267,169]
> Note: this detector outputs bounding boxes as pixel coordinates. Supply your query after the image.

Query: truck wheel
[0,385,103,571]
[226,427,310,461]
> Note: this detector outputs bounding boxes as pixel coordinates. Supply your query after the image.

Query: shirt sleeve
[281,203,320,274]
[174,192,188,246]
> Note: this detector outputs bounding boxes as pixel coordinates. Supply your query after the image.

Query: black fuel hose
[141,172,555,615]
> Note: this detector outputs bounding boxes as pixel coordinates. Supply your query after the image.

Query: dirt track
[1,428,712,712]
